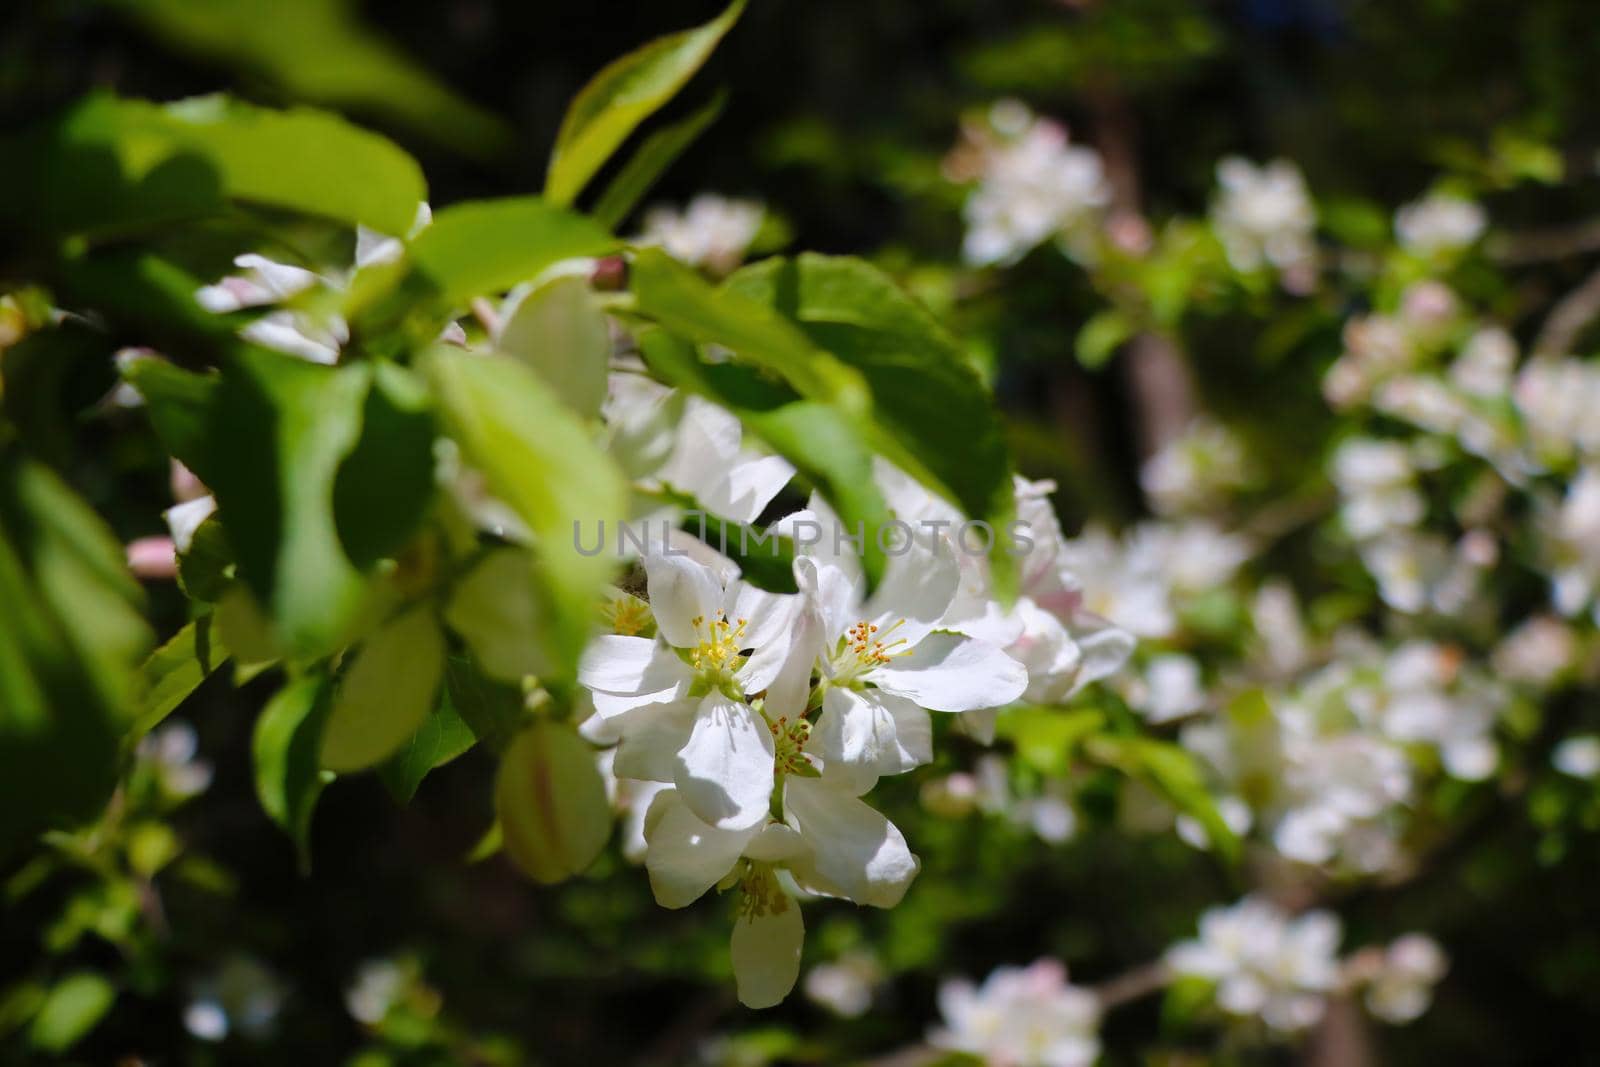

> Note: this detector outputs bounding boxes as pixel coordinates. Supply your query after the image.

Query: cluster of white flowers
[1167,897,1341,1033]
[636,194,764,276]
[574,429,1137,1004]
[1184,635,1504,873]
[956,100,1111,267]
[1168,899,1448,1035]
[1140,417,1257,516]
[930,959,1101,1067]
[1210,157,1317,280]
[1059,519,1250,642]
[1395,192,1487,257]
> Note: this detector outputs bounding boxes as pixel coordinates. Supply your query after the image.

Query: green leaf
[108,0,513,161]
[0,94,426,239]
[175,514,232,603]
[495,720,611,884]
[331,362,437,570]
[27,972,115,1054]
[253,673,334,865]
[206,349,371,656]
[636,327,892,582]
[630,248,869,414]
[592,90,727,230]
[378,687,477,804]
[405,198,616,309]
[725,254,1016,593]
[0,456,152,857]
[1075,308,1134,369]
[496,276,611,418]
[320,605,446,773]
[545,0,745,206]
[424,346,627,679]
[129,617,231,741]
[117,354,222,484]
[443,548,551,685]
[995,706,1106,776]
[442,656,528,757]
[1090,735,1240,863]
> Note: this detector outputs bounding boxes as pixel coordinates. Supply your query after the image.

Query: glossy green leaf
[406,198,617,308]
[630,248,869,414]
[206,349,370,657]
[0,94,425,238]
[592,90,727,230]
[320,606,446,772]
[378,687,477,804]
[253,673,334,865]
[331,361,437,570]
[441,656,528,759]
[545,0,745,206]
[425,346,626,678]
[726,254,1016,593]
[129,617,231,740]
[636,326,892,581]
[495,720,611,884]
[109,0,512,160]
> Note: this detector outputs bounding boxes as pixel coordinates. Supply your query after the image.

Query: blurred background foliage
[4,0,1600,1064]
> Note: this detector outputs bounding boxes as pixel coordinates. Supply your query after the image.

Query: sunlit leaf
[545,0,745,206]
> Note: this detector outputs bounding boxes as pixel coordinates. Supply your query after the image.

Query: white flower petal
[867,631,1028,712]
[784,777,919,907]
[731,896,804,1009]
[613,699,697,782]
[644,553,724,648]
[577,635,688,697]
[643,790,758,908]
[675,693,776,830]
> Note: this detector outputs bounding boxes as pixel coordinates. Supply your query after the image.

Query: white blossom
[638,194,764,276]
[135,720,213,800]
[1141,418,1256,516]
[1126,653,1207,724]
[802,950,883,1017]
[1553,735,1600,779]
[930,959,1101,1067]
[1395,193,1486,256]
[579,553,802,830]
[1211,158,1317,275]
[184,957,287,1043]
[960,101,1110,267]
[1331,438,1425,540]
[1492,616,1577,688]
[1364,935,1448,1023]
[1544,466,1600,620]
[1167,897,1341,1033]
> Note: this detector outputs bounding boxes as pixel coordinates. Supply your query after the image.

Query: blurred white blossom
[1395,193,1486,256]
[1363,934,1448,1023]
[959,101,1110,267]
[638,194,764,275]
[930,959,1101,1067]
[1167,897,1341,1033]
[1211,157,1316,276]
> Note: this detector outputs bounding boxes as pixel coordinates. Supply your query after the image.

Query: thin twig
[1093,960,1172,1011]
[1488,219,1600,266]
[1532,261,1600,357]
